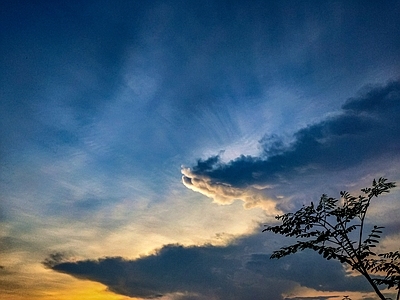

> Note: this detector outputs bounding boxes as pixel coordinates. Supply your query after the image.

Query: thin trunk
[359,269,386,300]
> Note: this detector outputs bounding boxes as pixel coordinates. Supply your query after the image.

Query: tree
[263,178,399,300]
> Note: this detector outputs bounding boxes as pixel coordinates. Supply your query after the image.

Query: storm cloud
[182,80,400,210]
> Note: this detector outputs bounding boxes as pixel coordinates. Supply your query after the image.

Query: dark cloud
[42,252,71,269]
[246,252,368,292]
[182,80,400,208]
[47,232,372,300]
[48,244,249,299]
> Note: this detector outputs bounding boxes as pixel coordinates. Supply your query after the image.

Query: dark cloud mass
[182,80,400,208]
[47,233,371,300]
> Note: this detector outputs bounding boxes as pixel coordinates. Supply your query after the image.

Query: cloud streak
[182,80,400,209]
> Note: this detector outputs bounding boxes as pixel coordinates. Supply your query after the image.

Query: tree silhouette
[263,178,399,300]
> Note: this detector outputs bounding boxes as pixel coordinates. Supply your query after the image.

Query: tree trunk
[360,270,386,300]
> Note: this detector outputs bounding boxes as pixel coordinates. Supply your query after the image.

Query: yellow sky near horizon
[1,186,399,300]
[0,191,270,300]
[1,274,135,300]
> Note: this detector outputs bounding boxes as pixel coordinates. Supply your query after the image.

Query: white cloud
[181,167,281,214]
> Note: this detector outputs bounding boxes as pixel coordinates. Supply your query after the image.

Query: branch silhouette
[264,178,399,300]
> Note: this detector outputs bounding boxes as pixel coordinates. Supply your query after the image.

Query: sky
[1,0,400,299]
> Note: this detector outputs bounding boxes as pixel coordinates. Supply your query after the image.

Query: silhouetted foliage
[264,178,399,300]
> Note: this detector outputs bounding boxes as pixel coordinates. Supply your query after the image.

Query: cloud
[182,80,400,209]
[46,231,372,300]
[42,252,71,269]
[181,164,280,213]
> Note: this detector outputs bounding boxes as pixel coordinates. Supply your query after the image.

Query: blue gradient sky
[1,1,400,299]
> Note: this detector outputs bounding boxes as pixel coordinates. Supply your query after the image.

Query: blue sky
[1,1,400,299]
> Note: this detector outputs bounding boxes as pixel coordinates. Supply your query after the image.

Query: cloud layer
[182,80,400,210]
[46,232,372,300]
